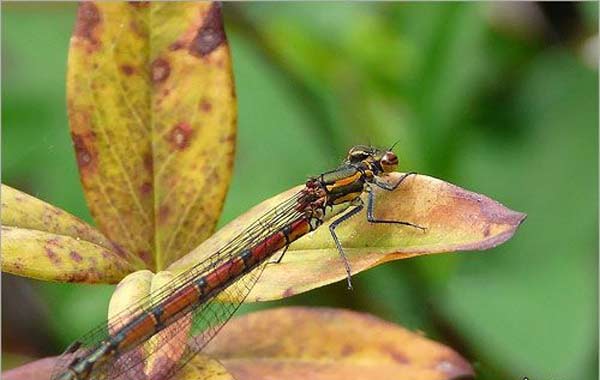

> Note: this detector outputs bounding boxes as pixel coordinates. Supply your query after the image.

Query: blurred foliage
[2,2,597,379]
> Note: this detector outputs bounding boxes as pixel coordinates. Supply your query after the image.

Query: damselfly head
[346,145,398,173]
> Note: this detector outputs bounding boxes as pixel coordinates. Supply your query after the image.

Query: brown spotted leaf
[168,173,526,301]
[1,185,137,283]
[2,227,134,284]
[2,185,113,250]
[205,307,474,380]
[2,307,468,380]
[68,2,236,271]
[1,354,233,380]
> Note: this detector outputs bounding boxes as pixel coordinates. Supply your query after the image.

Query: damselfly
[52,145,425,380]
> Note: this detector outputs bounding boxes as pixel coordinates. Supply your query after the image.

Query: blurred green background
[2,2,598,379]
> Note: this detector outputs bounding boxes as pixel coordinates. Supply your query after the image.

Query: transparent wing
[51,190,307,380]
[99,264,267,380]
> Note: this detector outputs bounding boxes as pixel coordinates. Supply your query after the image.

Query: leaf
[67,2,236,271]
[3,307,471,380]
[1,185,138,283]
[2,357,55,380]
[0,354,233,380]
[168,173,526,301]
[173,355,234,380]
[1,184,113,250]
[206,307,474,380]
[2,227,134,284]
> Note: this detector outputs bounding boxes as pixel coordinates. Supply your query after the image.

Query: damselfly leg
[329,172,425,290]
[329,202,364,290]
[369,172,425,230]
[269,244,290,265]
[374,171,416,192]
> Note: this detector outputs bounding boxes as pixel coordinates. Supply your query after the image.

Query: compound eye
[380,151,398,173]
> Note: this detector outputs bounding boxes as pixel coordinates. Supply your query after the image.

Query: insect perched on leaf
[52,145,425,380]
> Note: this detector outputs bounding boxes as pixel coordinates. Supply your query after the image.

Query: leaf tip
[435,355,475,380]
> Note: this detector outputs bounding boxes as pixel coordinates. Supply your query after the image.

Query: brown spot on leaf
[341,344,354,357]
[62,271,95,283]
[45,247,61,265]
[483,225,491,237]
[283,287,295,298]
[74,3,101,48]
[383,345,410,364]
[128,1,150,7]
[138,250,151,263]
[46,238,61,247]
[158,205,170,224]
[199,99,212,112]
[120,64,135,76]
[167,122,194,150]
[140,182,152,195]
[71,133,96,171]
[151,58,171,83]
[143,152,154,173]
[70,251,83,263]
[189,3,227,57]
[169,40,185,51]
[129,20,148,39]
[109,244,128,259]
[220,132,236,144]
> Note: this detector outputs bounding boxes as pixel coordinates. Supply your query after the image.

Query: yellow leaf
[206,307,474,380]
[2,226,134,283]
[173,355,234,380]
[1,184,113,251]
[67,2,236,271]
[1,185,139,282]
[168,173,526,301]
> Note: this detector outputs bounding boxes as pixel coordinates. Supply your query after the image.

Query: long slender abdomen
[111,216,313,354]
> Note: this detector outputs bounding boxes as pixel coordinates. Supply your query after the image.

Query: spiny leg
[374,171,417,191]
[268,227,292,265]
[268,244,290,265]
[369,172,426,230]
[329,203,364,290]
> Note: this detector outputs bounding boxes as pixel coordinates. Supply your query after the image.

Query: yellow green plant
[2,3,525,380]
